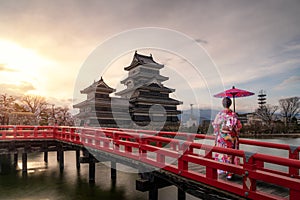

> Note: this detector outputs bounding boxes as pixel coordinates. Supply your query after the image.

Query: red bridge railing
[0,125,299,200]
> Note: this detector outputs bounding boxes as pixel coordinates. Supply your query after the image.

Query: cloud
[0,64,16,72]
[283,43,300,53]
[275,76,300,90]
[215,37,300,88]
[47,96,74,108]
[0,64,7,71]
[195,39,208,44]
[0,81,35,96]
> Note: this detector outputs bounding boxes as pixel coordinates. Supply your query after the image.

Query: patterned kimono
[212,109,242,165]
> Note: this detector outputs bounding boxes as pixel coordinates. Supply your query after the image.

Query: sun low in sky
[0,39,78,105]
[0,40,51,95]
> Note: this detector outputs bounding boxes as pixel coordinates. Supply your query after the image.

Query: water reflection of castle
[73,52,182,131]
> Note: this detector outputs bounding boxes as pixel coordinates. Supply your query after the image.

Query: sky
[0,0,299,113]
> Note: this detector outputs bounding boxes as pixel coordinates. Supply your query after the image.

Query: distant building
[185,104,199,128]
[237,113,249,125]
[242,113,264,126]
[73,52,182,131]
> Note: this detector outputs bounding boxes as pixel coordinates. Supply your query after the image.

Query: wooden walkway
[189,163,289,198]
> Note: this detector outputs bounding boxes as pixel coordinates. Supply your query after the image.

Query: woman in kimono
[212,97,242,179]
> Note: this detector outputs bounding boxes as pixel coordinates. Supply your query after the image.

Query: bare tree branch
[279,97,300,128]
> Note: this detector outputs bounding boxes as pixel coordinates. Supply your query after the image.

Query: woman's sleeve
[236,119,242,130]
[212,112,220,127]
[212,112,221,134]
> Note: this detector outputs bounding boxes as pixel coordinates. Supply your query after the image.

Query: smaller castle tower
[73,77,117,127]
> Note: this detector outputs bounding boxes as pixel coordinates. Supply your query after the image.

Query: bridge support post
[7,153,11,165]
[44,151,48,163]
[0,156,2,173]
[22,152,27,174]
[76,150,80,170]
[148,175,159,200]
[59,148,64,171]
[57,150,60,161]
[13,153,18,168]
[111,161,116,180]
[148,185,158,200]
[178,188,186,200]
[89,160,95,183]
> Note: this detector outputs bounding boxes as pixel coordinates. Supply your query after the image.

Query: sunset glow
[0,40,57,95]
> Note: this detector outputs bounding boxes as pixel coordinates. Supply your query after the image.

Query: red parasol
[213,86,255,112]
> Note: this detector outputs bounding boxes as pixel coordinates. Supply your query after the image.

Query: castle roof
[124,51,162,71]
[81,77,115,94]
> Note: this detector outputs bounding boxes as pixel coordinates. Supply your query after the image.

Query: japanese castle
[73,51,182,131]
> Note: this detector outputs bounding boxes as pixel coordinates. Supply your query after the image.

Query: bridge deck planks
[188,162,289,198]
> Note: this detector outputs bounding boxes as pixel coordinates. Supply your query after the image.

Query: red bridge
[0,125,299,200]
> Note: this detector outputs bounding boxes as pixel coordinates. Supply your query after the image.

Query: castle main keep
[73,52,182,131]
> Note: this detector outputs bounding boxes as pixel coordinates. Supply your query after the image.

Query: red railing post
[125,138,133,153]
[289,145,299,177]
[34,126,38,138]
[70,128,75,142]
[53,125,58,139]
[157,141,162,148]
[61,127,66,140]
[94,129,99,146]
[187,133,196,154]
[255,160,264,170]
[67,128,71,142]
[113,131,119,151]
[75,128,81,144]
[81,128,86,145]
[243,152,257,197]
[39,126,45,138]
[157,152,165,164]
[178,143,188,174]
[1,126,7,139]
[103,130,110,149]
[290,187,300,200]
[65,127,69,141]
[0,128,4,139]
[139,134,147,160]
[90,129,96,147]
[205,150,217,180]
[13,125,17,139]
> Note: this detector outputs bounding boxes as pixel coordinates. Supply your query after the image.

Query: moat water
[0,138,299,200]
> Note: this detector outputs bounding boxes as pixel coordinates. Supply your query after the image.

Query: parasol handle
[233,95,236,112]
